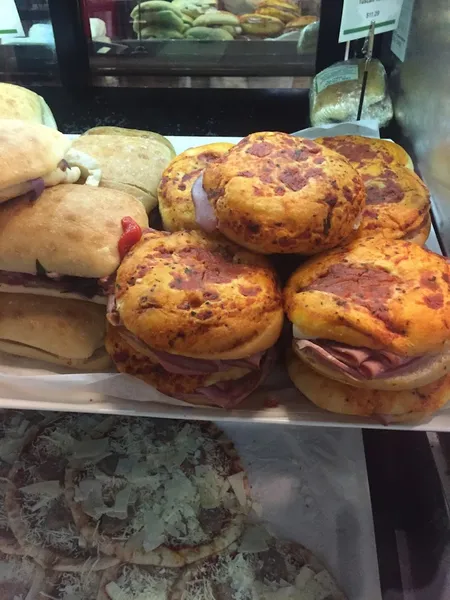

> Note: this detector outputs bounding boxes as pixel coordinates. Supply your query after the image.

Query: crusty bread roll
[0,119,72,202]
[0,184,148,279]
[72,129,175,212]
[0,84,57,128]
[202,131,365,255]
[287,351,450,423]
[114,229,283,359]
[0,294,110,371]
[158,142,234,231]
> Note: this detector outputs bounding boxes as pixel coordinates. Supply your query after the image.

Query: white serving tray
[0,131,447,431]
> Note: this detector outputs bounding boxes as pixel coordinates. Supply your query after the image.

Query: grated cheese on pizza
[46,570,102,599]
[12,414,114,559]
[0,553,37,600]
[72,420,249,552]
[105,564,178,600]
[180,535,346,600]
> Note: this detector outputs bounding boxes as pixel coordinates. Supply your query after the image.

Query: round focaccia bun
[201,131,366,254]
[157,142,234,231]
[170,528,347,600]
[64,418,252,567]
[315,135,414,171]
[284,238,450,390]
[353,162,431,245]
[111,229,284,359]
[105,324,276,407]
[287,351,450,423]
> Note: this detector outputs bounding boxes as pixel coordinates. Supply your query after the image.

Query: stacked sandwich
[151,130,450,422]
[0,118,149,370]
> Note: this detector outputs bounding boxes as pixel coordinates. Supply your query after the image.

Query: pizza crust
[65,419,252,567]
[170,533,347,600]
[5,414,118,571]
[0,411,59,555]
[97,563,180,600]
[0,551,50,599]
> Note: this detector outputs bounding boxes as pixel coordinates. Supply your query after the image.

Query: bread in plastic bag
[310,58,393,127]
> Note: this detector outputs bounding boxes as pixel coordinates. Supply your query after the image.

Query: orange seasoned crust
[284,238,450,356]
[352,163,430,244]
[202,131,366,255]
[158,142,234,232]
[105,325,209,396]
[287,351,450,422]
[115,229,284,359]
[315,135,414,170]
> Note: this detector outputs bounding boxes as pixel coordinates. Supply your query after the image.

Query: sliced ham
[178,346,276,409]
[118,327,265,375]
[192,173,217,233]
[294,339,420,380]
[106,294,121,326]
[0,270,103,299]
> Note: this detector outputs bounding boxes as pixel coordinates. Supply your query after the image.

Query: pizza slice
[5,413,117,571]
[0,410,58,555]
[45,568,105,599]
[170,527,347,600]
[97,563,180,600]
[0,550,49,599]
[65,418,252,566]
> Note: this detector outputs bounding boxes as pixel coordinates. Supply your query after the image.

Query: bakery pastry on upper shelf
[255,0,301,23]
[158,142,234,231]
[239,13,284,36]
[199,131,365,254]
[106,228,283,407]
[284,238,450,422]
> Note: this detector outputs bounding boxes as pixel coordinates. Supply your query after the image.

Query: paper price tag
[391,0,415,62]
[339,0,404,43]
[0,0,25,38]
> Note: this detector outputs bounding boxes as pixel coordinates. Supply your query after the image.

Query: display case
[0,0,450,599]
